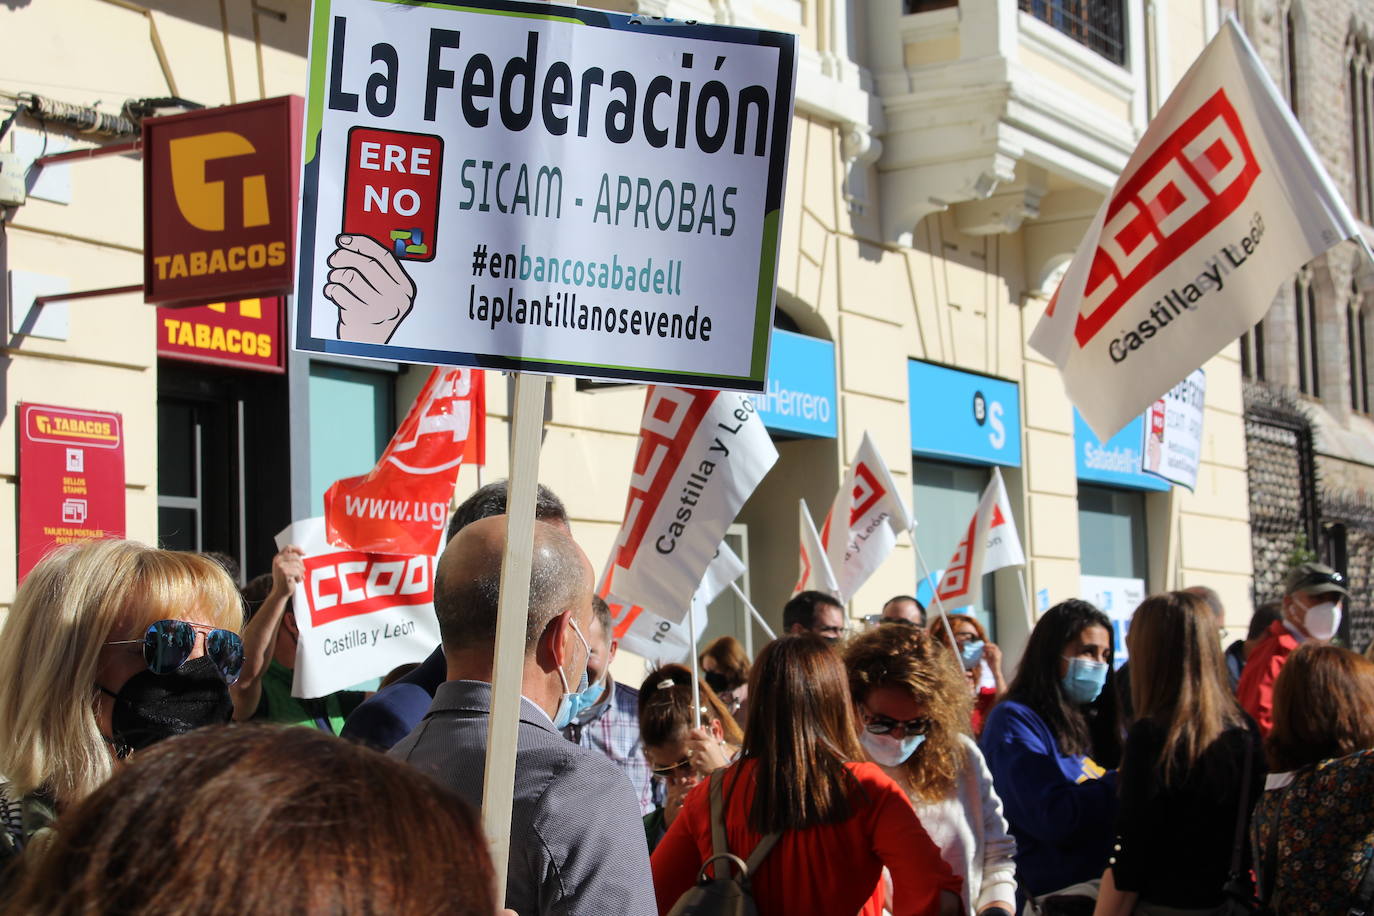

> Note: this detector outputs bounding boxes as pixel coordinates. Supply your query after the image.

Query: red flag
[323,367,482,556]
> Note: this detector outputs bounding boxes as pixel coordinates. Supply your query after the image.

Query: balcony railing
[1019,0,1127,66]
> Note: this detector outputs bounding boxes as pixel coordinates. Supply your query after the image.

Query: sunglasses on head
[860,707,932,737]
[107,619,245,685]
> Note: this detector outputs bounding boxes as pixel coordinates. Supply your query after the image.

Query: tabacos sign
[144,96,303,305]
[156,297,285,372]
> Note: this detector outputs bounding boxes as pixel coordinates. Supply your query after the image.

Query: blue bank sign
[1074,410,1169,491]
[750,329,837,439]
[908,360,1021,467]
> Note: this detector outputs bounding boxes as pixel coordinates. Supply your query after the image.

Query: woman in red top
[651,635,962,916]
[928,614,1006,736]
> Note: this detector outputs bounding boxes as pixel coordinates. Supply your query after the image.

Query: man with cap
[1237,561,1351,736]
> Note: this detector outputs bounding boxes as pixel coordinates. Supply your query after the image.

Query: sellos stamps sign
[156,297,285,372]
[144,96,304,306]
[18,403,126,581]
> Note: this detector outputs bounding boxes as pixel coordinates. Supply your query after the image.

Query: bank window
[1077,484,1148,580]
[308,363,394,510]
[1295,269,1320,397]
[912,459,997,636]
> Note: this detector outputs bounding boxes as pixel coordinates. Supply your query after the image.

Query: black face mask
[703,671,731,694]
[101,656,233,757]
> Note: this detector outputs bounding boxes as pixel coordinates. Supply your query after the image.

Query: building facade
[1,0,1259,675]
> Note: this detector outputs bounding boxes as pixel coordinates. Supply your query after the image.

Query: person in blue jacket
[980,599,1122,905]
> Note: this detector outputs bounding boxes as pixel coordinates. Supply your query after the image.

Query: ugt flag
[820,432,914,600]
[934,468,1024,610]
[1029,17,1368,441]
[604,386,776,624]
[275,517,441,698]
[603,540,747,662]
[324,368,485,556]
[793,498,840,598]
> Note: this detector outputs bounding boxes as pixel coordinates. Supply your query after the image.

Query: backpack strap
[708,767,730,873]
[744,831,781,876]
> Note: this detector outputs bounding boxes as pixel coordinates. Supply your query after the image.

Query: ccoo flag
[604,387,776,624]
[934,468,1024,610]
[1029,17,1369,442]
[820,432,914,600]
[793,498,840,598]
[602,541,746,662]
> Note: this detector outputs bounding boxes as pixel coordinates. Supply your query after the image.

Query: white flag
[602,541,744,663]
[604,387,777,624]
[793,498,840,598]
[1029,17,1369,442]
[820,432,914,600]
[274,518,442,698]
[934,468,1024,610]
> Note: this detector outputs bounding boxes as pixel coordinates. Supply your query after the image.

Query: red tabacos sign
[156,296,285,372]
[144,96,303,306]
[18,404,126,581]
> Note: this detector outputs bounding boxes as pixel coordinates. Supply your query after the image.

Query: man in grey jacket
[391,515,656,916]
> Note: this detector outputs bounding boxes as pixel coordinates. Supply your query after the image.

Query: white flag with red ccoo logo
[934,468,1024,610]
[603,387,776,625]
[275,517,441,699]
[819,432,914,601]
[1030,17,1369,442]
[602,540,746,662]
[793,498,840,598]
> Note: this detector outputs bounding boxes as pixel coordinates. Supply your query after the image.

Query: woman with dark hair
[2,724,499,915]
[1250,644,1374,913]
[1092,592,1261,916]
[980,599,1120,904]
[845,624,1017,916]
[651,635,962,916]
[699,635,751,720]
[928,613,1007,735]
[638,664,744,851]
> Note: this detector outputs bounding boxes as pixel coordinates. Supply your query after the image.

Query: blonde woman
[845,623,1018,916]
[0,541,244,870]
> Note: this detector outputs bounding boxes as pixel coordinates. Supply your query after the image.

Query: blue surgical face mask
[1061,656,1109,705]
[960,639,986,671]
[553,619,591,729]
[569,668,607,723]
[860,730,926,767]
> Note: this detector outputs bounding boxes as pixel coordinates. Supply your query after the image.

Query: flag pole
[729,580,776,641]
[1016,566,1036,629]
[912,538,963,659]
[688,598,702,729]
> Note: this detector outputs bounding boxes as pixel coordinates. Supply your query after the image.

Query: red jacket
[1236,620,1300,737]
[651,758,960,916]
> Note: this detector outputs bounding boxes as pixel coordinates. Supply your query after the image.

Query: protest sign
[794,498,840,598]
[603,540,745,662]
[276,517,441,698]
[18,404,125,581]
[604,386,777,624]
[295,0,796,390]
[324,367,484,556]
[1030,17,1368,441]
[1142,369,1206,490]
[821,432,914,600]
[935,468,1024,610]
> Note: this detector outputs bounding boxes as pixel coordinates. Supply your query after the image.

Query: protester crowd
[0,479,1370,916]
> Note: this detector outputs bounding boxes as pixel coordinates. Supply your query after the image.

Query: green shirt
[253,660,366,734]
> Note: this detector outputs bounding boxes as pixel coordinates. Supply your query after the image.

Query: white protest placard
[275,517,442,698]
[295,0,796,390]
[1142,369,1206,490]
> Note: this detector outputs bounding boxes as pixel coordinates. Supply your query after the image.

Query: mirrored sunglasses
[107,619,245,685]
[861,708,932,737]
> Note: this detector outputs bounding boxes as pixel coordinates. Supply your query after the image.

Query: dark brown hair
[699,635,750,689]
[1127,591,1245,784]
[638,663,743,748]
[1267,644,1374,772]
[738,635,866,833]
[844,623,972,801]
[4,724,497,916]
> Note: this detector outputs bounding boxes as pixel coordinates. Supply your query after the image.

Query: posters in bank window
[295,0,796,390]
[1081,574,1146,669]
[1141,369,1206,491]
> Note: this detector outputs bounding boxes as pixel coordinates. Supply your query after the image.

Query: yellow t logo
[169,132,270,232]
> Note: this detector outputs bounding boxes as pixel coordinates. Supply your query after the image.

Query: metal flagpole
[688,597,702,728]
[1016,566,1036,629]
[729,581,776,641]
[912,539,964,659]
